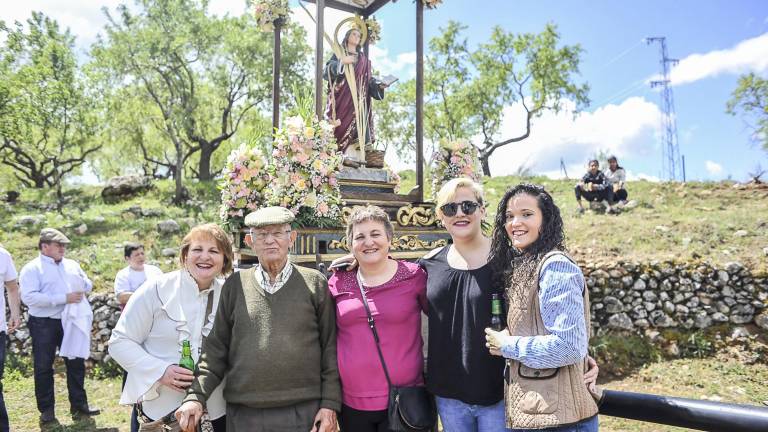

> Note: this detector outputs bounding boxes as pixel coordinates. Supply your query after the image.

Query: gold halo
[334,16,367,49]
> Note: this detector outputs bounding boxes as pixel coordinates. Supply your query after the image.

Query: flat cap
[39,228,71,244]
[244,206,295,228]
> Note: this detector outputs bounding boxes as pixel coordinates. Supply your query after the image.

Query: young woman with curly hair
[485,184,599,431]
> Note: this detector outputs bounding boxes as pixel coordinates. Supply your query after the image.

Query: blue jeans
[435,396,509,432]
[28,316,88,413]
[508,415,598,432]
[0,332,9,432]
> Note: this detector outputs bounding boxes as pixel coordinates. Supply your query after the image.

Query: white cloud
[705,160,723,175]
[369,45,416,79]
[668,32,768,86]
[487,96,661,176]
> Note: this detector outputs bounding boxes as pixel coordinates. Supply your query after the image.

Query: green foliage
[0,12,102,194]
[89,0,311,202]
[381,22,589,176]
[90,358,124,379]
[726,72,768,152]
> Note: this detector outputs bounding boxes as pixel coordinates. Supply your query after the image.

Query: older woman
[329,205,428,432]
[485,184,599,431]
[109,223,233,432]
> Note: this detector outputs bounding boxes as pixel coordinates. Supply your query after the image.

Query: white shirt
[114,264,163,295]
[108,270,226,420]
[19,254,93,319]
[0,247,18,332]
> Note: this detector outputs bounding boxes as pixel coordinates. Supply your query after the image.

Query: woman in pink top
[328,205,428,432]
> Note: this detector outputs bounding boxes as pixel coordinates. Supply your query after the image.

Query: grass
[3,358,766,431]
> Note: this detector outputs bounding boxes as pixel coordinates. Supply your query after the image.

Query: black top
[580,170,609,191]
[419,246,505,405]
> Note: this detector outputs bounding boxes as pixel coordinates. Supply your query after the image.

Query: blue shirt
[19,254,93,319]
[500,255,588,369]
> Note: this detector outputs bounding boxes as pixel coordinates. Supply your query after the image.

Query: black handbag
[356,272,437,432]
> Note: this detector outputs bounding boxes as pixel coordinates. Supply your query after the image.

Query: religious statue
[324,21,394,167]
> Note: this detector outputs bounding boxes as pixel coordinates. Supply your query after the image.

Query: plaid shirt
[255,260,293,294]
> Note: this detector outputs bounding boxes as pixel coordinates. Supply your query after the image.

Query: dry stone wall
[5,261,768,367]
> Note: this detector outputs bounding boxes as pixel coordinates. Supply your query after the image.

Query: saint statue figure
[324,26,390,166]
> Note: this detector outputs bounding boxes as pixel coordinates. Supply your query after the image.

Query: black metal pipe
[599,389,768,432]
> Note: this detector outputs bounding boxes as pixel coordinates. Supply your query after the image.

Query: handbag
[356,272,437,432]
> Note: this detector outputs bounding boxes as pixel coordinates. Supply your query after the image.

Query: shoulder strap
[356,271,393,388]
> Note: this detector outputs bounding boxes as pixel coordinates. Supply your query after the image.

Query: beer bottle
[179,340,195,371]
[491,293,504,331]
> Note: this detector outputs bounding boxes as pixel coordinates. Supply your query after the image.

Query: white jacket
[108,270,226,420]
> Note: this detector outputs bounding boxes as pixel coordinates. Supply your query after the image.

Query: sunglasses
[440,200,481,217]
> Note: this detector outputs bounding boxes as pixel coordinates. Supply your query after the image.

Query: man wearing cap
[19,228,100,424]
[177,206,341,432]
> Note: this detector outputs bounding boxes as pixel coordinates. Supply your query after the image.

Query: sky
[3,0,768,181]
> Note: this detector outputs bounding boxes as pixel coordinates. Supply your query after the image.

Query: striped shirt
[255,259,294,294]
[500,255,588,369]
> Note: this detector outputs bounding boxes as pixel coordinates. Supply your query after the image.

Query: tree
[90,0,310,202]
[382,22,589,176]
[0,13,101,202]
[726,72,768,153]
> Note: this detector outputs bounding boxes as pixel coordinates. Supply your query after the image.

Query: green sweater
[185,264,341,411]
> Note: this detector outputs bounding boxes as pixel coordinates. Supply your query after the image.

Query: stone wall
[5,261,768,367]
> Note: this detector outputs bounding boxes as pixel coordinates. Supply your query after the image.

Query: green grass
[3,358,766,431]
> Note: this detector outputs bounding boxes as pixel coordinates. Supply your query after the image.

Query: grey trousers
[226,399,321,431]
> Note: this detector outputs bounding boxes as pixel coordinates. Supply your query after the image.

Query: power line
[645,36,682,181]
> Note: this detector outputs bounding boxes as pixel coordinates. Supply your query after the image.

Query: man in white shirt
[113,242,161,432]
[19,228,100,424]
[0,245,21,432]
[114,243,162,308]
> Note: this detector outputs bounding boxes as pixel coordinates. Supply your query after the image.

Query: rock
[717,270,730,283]
[725,262,743,274]
[665,342,680,357]
[157,220,181,234]
[632,279,647,291]
[763,247,768,257]
[655,225,671,233]
[603,296,623,314]
[682,237,692,248]
[621,276,634,288]
[721,286,735,297]
[92,216,106,223]
[675,305,690,315]
[74,223,87,235]
[101,175,153,202]
[161,248,177,257]
[141,208,164,217]
[608,313,634,330]
[634,319,650,328]
[694,312,712,329]
[730,314,754,324]
[649,310,675,327]
[624,200,639,209]
[644,302,657,311]
[731,327,750,339]
[755,312,768,330]
[663,301,676,314]
[642,291,658,302]
[16,215,43,226]
[733,230,748,237]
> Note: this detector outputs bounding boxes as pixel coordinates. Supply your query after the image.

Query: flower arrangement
[430,139,481,199]
[219,114,344,229]
[422,0,443,9]
[218,143,272,231]
[252,0,290,32]
[354,16,381,45]
[267,115,344,226]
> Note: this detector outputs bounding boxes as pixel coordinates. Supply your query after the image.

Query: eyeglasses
[439,200,481,217]
[250,230,292,242]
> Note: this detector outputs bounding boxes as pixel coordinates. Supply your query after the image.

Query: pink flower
[317,202,329,216]
[328,177,338,187]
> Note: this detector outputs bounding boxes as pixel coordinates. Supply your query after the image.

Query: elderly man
[177,206,340,432]
[19,228,100,424]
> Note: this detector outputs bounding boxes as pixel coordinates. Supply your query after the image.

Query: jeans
[0,332,8,432]
[508,415,598,432]
[574,185,614,203]
[435,396,508,432]
[27,316,88,413]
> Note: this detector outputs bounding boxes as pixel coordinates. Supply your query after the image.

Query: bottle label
[492,300,502,315]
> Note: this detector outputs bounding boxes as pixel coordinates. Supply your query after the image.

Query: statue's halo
[334,16,368,48]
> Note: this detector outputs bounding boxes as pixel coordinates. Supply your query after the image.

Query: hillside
[1,175,766,295]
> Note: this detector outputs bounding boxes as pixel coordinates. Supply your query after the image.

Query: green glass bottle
[491,293,504,331]
[179,340,195,371]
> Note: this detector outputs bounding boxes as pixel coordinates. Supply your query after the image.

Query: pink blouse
[328,260,428,411]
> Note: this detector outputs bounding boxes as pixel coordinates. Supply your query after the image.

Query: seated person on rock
[605,156,628,205]
[575,159,614,214]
